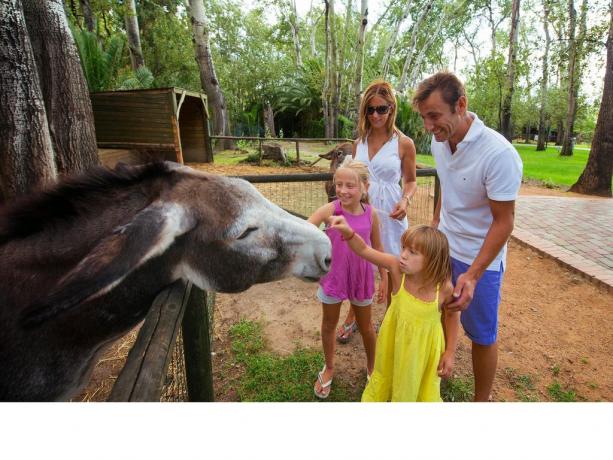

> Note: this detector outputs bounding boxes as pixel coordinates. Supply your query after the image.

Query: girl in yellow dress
[328,218,460,402]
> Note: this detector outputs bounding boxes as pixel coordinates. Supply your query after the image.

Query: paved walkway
[513,195,613,291]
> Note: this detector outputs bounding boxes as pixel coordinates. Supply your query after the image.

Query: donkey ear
[21,202,196,328]
[319,150,334,160]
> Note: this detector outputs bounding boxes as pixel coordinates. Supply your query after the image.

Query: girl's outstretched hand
[327,215,353,239]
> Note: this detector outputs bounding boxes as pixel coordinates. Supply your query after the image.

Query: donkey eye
[237,227,258,240]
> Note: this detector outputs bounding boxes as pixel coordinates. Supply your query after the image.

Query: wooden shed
[91,88,213,167]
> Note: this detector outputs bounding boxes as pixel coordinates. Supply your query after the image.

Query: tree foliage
[57,0,608,145]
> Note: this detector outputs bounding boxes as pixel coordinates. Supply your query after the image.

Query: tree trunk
[79,0,95,33]
[337,0,352,117]
[309,12,322,57]
[187,0,233,150]
[570,0,613,196]
[560,0,587,156]
[330,0,339,138]
[537,0,551,151]
[556,120,564,145]
[407,6,448,87]
[486,2,497,58]
[23,0,99,175]
[381,0,412,80]
[0,0,56,200]
[397,0,434,93]
[501,0,521,141]
[322,0,338,138]
[263,102,276,138]
[352,0,368,123]
[124,0,145,70]
[287,0,303,68]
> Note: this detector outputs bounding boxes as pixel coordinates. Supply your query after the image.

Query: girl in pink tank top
[308,158,386,399]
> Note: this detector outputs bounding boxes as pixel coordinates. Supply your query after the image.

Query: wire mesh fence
[238,171,437,225]
[160,329,189,402]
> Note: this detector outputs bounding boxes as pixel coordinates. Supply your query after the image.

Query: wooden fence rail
[210,135,353,165]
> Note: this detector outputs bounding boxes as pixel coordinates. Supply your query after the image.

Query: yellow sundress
[362,275,445,402]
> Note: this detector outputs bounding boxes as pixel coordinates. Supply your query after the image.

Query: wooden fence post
[181,285,215,402]
[434,174,440,215]
[258,139,263,166]
[295,140,300,165]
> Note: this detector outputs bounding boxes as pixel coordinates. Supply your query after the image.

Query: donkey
[0,161,331,401]
[318,142,353,202]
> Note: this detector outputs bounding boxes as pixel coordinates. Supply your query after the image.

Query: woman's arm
[308,202,335,228]
[437,281,460,379]
[390,136,417,220]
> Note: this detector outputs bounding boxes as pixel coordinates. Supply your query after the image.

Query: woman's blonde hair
[400,225,451,288]
[333,157,370,203]
[357,80,399,141]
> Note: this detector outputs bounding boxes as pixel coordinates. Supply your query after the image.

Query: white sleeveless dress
[355,133,408,257]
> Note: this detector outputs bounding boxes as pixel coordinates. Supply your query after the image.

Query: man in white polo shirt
[413,71,523,401]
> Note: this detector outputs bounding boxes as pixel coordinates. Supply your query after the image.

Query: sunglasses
[366,105,391,115]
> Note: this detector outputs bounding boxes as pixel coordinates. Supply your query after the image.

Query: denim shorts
[316,286,373,307]
[451,257,504,346]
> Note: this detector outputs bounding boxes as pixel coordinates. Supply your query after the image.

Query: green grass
[551,364,561,377]
[419,144,610,192]
[441,375,474,402]
[505,367,539,402]
[547,381,577,402]
[512,144,595,190]
[227,319,357,402]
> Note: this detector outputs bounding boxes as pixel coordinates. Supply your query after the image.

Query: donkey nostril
[324,257,332,269]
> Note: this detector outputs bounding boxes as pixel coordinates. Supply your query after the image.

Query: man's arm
[445,199,515,312]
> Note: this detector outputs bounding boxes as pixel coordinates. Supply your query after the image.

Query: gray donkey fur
[0,162,331,401]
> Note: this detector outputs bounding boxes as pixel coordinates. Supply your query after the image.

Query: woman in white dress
[337,80,417,344]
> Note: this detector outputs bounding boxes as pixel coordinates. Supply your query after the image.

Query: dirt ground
[78,161,612,402]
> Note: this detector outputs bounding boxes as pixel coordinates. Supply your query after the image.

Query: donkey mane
[0,162,176,245]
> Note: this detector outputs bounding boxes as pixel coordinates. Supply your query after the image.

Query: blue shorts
[317,286,372,307]
[451,257,504,346]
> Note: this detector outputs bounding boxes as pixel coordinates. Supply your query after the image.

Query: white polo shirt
[431,112,522,271]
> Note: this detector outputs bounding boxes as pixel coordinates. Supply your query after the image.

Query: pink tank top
[320,200,375,301]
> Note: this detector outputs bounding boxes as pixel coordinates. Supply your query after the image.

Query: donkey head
[170,167,332,292]
[16,163,331,327]
[318,142,353,173]
[319,143,353,202]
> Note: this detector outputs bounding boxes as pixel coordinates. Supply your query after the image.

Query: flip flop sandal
[314,366,333,399]
[336,321,358,344]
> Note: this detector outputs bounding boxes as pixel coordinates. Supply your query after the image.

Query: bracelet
[342,231,355,241]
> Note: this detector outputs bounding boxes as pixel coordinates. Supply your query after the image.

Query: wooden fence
[210,135,353,165]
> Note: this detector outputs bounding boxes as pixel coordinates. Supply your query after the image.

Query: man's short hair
[412,71,466,112]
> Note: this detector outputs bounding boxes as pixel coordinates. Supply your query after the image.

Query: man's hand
[437,350,455,379]
[445,272,476,312]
